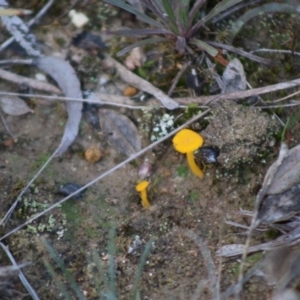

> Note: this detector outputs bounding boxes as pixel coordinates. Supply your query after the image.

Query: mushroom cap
[173,129,203,153]
[136,180,149,191]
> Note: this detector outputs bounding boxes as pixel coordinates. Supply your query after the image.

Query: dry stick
[251,48,300,57]
[0,91,192,110]
[184,229,219,300]
[2,68,300,107]
[0,68,62,94]
[0,243,39,300]
[0,110,15,139]
[0,148,60,226]
[271,90,300,103]
[0,0,55,52]
[103,56,179,110]
[0,108,211,241]
[179,77,300,104]
[0,59,33,65]
[167,61,190,96]
[259,102,300,109]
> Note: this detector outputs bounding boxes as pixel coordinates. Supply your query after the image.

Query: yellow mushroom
[172,129,204,178]
[136,181,150,208]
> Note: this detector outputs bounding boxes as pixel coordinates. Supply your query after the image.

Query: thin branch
[0,0,55,53]
[168,61,190,96]
[0,59,33,65]
[103,56,179,110]
[258,102,300,109]
[0,108,211,241]
[0,91,192,109]
[184,229,219,300]
[270,90,300,103]
[0,68,62,94]
[251,48,300,57]
[0,243,39,300]
[0,110,15,139]
[178,77,300,104]
[0,148,60,226]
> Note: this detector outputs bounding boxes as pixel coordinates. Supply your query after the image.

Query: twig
[178,77,300,104]
[167,61,190,96]
[103,56,179,110]
[271,90,300,103]
[220,260,264,300]
[0,242,39,300]
[0,59,33,65]
[0,110,15,139]
[0,108,211,241]
[0,0,55,53]
[0,68,62,94]
[184,229,219,300]
[250,48,300,57]
[258,102,300,109]
[0,91,193,110]
[0,148,60,226]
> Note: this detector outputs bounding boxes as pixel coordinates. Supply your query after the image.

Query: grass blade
[117,37,169,56]
[131,238,153,299]
[44,261,73,300]
[188,0,206,25]
[108,228,116,297]
[189,0,242,37]
[43,239,85,300]
[107,28,171,37]
[190,38,218,57]
[104,0,164,28]
[227,3,298,43]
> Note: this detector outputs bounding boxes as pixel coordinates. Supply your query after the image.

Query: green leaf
[104,0,164,28]
[189,0,242,36]
[188,0,206,25]
[117,37,169,56]
[190,38,218,57]
[227,3,298,43]
[107,28,171,37]
[161,0,179,33]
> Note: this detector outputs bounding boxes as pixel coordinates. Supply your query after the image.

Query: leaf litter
[0,95,34,115]
[1,1,300,298]
[99,108,142,157]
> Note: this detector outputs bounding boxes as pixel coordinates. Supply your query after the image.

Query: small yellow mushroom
[136,181,150,208]
[172,129,204,178]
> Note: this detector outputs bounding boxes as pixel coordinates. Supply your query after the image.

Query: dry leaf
[0,95,33,115]
[34,56,83,156]
[257,183,300,225]
[267,143,300,195]
[99,109,141,157]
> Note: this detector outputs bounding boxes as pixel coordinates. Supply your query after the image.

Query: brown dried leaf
[0,95,33,115]
[257,183,300,224]
[267,143,300,195]
[99,109,141,157]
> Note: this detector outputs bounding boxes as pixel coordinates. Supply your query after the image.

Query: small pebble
[58,183,86,200]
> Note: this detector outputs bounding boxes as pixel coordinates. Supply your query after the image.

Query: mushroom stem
[186,151,203,178]
[140,190,151,208]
